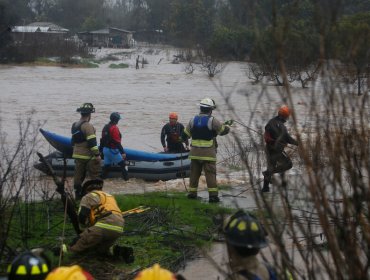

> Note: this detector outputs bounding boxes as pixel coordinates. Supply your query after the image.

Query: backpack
[99,124,112,153]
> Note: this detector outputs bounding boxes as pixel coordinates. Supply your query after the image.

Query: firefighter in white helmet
[182,98,232,203]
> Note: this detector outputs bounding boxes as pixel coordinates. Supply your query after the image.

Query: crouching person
[224,211,277,280]
[62,179,134,263]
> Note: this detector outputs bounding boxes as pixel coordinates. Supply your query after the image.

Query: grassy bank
[1,192,232,279]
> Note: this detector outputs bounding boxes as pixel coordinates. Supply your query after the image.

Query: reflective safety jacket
[71,120,100,160]
[183,113,229,161]
[79,190,124,233]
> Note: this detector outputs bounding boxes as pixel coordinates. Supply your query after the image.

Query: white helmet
[198,98,216,109]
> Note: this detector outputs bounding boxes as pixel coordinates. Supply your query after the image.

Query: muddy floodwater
[0,47,296,153]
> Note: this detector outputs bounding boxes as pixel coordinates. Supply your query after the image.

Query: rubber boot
[261,170,271,192]
[209,196,220,203]
[261,180,270,193]
[119,161,129,181]
[113,245,134,263]
[187,193,197,199]
[101,165,110,179]
[74,184,83,200]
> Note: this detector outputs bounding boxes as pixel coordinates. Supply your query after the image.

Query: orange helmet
[134,264,176,280]
[278,105,290,119]
[45,265,93,280]
[169,112,178,120]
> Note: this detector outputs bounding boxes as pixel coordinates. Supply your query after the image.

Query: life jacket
[168,124,181,143]
[238,263,277,280]
[88,191,122,225]
[100,123,122,149]
[264,131,275,145]
[191,115,215,140]
[71,121,87,145]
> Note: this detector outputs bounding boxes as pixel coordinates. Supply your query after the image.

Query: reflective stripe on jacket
[184,113,229,161]
[79,190,124,233]
[72,121,100,159]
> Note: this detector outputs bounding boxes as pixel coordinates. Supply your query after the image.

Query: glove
[224,120,234,126]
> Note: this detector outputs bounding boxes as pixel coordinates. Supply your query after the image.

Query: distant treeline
[1,0,370,79]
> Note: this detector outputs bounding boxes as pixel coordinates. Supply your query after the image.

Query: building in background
[78,27,134,48]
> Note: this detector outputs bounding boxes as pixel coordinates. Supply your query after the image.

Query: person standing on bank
[71,103,101,200]
[262,105,298,192]
[182,98,232,203]
[161,112,189,153]
[100,112,129,180]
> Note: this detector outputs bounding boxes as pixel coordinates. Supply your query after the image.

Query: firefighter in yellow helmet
[45,265,93,280]
[60,179,134,263]
[71,103,102,200]
[134,264,186,280]
[182,98,232,203]
[7,251,49,280]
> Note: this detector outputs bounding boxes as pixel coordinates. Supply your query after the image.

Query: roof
[89,27,132,34]
[28,22,67,30]
[12,22,70,33]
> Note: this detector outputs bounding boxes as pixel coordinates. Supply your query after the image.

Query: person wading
[182,98,232,203]
[60,179,134,263]
[161,112,189,153]
[71,103,101,200]
[100,112,129,180]
[262,105,298,192]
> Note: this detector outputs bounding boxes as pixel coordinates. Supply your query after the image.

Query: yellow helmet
[45,265,93,280]
[134,264,176,280]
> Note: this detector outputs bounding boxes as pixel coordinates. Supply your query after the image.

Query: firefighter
[224,210,276,280]
[262,105,298,192]
[7,251,49,280]
[134,263,186,280]
[71,103,101,200]
[182,98,232,203]
[45,265,93,280]
[161,112,189,153]
[60,179,134,263]
[100,112,129,180]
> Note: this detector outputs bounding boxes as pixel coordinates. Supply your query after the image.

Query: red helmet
[169,112,178,120]
[278,105,290,119]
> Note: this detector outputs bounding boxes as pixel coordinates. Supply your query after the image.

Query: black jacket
[264,116,298,152]
[161,122,189,148]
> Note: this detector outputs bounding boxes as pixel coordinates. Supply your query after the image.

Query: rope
[180,148,188,192]
[58,196,69,266]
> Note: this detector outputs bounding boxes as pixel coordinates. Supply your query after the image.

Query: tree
[333,12,370,95]
[166,0,216,48]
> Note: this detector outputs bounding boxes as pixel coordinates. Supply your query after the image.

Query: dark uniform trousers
[74,159,101,188]
[264,146,293,182]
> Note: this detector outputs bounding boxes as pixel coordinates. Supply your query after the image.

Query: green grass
[109,63,129,69]
[1,192,232,278]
